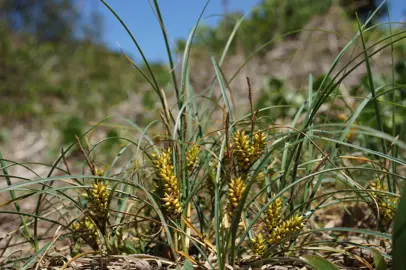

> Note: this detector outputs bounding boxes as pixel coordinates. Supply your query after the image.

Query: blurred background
[0,0,405,173]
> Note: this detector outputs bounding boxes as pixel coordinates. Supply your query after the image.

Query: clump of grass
[0,1,405,269]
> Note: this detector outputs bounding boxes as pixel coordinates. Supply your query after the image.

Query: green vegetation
[176,0,385,55]
[0,0,170,124]
[0,0,406,269]
[0,26,145,121]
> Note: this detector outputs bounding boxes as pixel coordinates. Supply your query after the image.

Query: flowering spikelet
[228,177,246,215]
[268,215,304,245]
[95,167,105,177]
[152,149,182,217]
[88,181,109,219]
[251,233,266,256]
[370,180,385,193]
[346,127,358,142]
[210,147,230,177]
[162,195,182,216]
[263,197,283,233]
[370,180,398,225]
[186,144,200,172]
[152,149,172,172]
[72,216,100,249]
[252,132,267,161]
[233,130,253,171]
[206,169,216,196]
[255,172,266,182]
[233,130,267,172]
[72,217,97,237]
[209,156,219,173]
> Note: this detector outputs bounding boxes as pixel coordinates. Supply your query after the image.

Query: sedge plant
[0,1,405,269]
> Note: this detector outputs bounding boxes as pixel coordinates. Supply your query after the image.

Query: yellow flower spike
[152,148,182,218]
[95,167,105,177]
[268,215,304,245]
[346,127,357,142]
[369,179,398,225]
[88,181,109,222]
[227,177,246,215]
[71,216,100,249]
[251,233,266,257]
[162,194,182,216]
[72,221,81,231]
[253,132,266,160]
[186,144,200,173]
[233,130,267,172]
[337,113,348,121]
[264,197,283,233]
[84,217,94,229]
[255,172,266,182]
[233,130,253,171]
[370,180,385,192]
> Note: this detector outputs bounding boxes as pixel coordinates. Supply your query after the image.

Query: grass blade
[211,57,234,125]
[21,242,52,270]
[356,15,387,155]
[152,0,179,95]
[393,183,406,269]
[0,151,33,247]
[300,255,340,270]
[372,248,388,270]
[99,0,164,105]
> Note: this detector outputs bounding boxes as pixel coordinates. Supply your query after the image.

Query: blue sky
[91,0,406,63]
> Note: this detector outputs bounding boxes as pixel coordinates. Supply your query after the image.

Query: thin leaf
[99,0,164,104]
[211,57,234,125]
[300,255,340,270]
[181,259,194,270]
[0,151,33,246]
[393,183,406,269]
[356,14,387,157]
[372,248,388,270]
[21,242,52,270]
[152,0,179,95]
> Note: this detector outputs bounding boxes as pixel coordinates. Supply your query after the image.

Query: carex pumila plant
[2,1,405,269]
[70,138,113,252]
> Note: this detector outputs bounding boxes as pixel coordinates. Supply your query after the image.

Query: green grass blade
[372,248,388,270]
[211,57,234,125]
[393,183,406,269]
[218,9,250,65]
[180,0,210,108]
[99,0,164,104]
[21,242,52,270]
[386,3,398,193]
[152,0,179,95]
[356,15,387,155]
[0,151,33,247]
[280,101,306,188]
[300,255,340,270]
[214,138,227,270]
